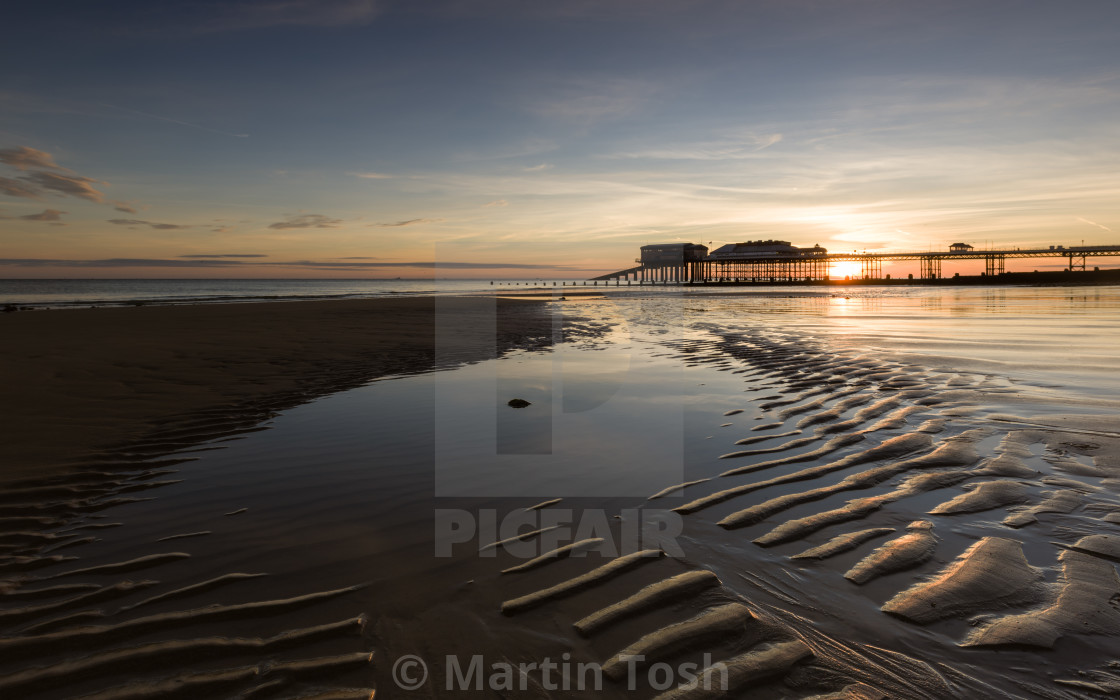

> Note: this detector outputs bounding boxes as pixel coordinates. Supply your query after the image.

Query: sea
[0,278,501,308]
[5,276,1107,309]
[0,277,759,308]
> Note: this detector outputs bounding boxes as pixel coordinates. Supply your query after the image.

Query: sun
[829,261,864,279]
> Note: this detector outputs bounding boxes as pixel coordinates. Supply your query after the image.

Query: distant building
[949,242,974,252]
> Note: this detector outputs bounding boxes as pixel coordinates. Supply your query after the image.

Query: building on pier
[704,241,829,282]
[708,240,825,259]
[616,243,709,283]
[639,243,708,265]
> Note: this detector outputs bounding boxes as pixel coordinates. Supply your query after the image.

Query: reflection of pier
[591,241,1120,283]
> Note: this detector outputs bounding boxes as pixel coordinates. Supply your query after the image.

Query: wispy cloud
[607,133,785,161]
[0,147,66,171]
[349,171,394,179]
[179,254,269,258]
[526,76,656,125]
[753,133,783,151]
[23,171,106,203]
[268,213,344,229]
[523,163,552,172]
[484,199,509,207]
[1077,216,1113,232]
[19,208,66,222]
[0,147,126,207]
[0,176,44,200]
[108,218,191,230]
[112,201,139,214]
[372,217,444,227]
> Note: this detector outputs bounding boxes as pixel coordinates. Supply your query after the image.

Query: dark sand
[0,297,552,482]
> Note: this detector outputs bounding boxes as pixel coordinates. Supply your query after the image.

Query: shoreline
[0,296,554,483]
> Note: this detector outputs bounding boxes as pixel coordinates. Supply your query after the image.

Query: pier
[591,241,1120,284]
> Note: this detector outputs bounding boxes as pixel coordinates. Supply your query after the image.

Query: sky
[2,0,1119,278]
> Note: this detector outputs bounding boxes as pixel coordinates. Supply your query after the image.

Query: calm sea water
[0,278,731,307]
[0,278,501,307]
[6,276,1111,310]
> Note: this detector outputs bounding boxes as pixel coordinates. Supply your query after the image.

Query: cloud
[526,77,655,124]
[607,133,785,161]
[484,199,509,207]
[1077,216,1112,232]
[372,217,444,227]
[0,147,66,171]
[179,254,269,258]
[0,148,127,208]
[22,171,105,203]
[523,163,553,172]
[202,0,381,32]
[19,209,66,222]
[108,218,191,230]
[349,171,394,179]
[750,133,783,151]
[268,213,343,229]
[0,176,44,200]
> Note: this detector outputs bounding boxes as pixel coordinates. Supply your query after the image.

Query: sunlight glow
[829,261,864,279]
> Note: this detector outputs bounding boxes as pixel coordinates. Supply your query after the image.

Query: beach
[2,286,1120,698]
[9,1,1120,696]
[0,296,554,481]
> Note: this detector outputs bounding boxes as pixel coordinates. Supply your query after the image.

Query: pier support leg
[920,257,942,280]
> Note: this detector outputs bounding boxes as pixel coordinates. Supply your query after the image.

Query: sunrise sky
[2,0,1119,278]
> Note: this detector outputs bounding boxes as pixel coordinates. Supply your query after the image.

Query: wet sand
[3,287,1120,698]
[0,296,553,482]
